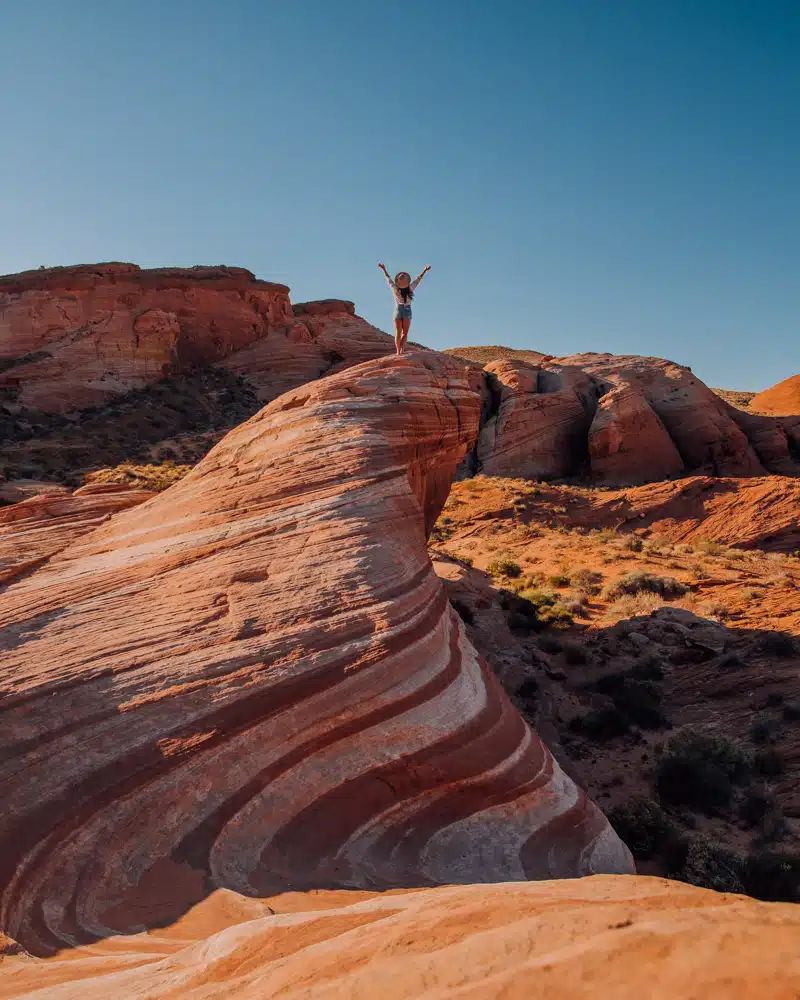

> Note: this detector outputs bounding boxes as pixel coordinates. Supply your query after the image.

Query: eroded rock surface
[466,352,800,483]
[0,264,293,412]
[2,878,798,1000]
[0,353,632,956]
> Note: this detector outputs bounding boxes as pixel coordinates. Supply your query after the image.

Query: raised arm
[378,262,395,287]
[411,265,431,290]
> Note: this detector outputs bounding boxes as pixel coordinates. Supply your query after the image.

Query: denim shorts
[394,304,412,320]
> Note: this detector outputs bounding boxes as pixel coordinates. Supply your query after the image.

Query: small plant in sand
[486,556,522,579]
[603,571,689,602]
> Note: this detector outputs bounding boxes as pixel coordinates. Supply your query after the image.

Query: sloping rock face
[0,484,155,585]
[0,353,632,956]
[750,373,800,416]
[218,299,395,403]
[468,352,800,483]
[476,361,597,479]
[0,264,293,412]
[2,878,798,1000]
[588,383,683,483]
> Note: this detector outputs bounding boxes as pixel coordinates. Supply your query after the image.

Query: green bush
[608,797,678,860]
[603,571,689,601]
[487,557,522,579]
[669,834,745,894]
[519,587,557,608]
[655,728,751,812]
[548,572,570,588]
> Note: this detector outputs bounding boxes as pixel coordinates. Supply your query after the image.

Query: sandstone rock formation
[0,484,155,586]
[0,352,632,956]
[456,350,800,484]
[751,373,800,416]
[0,264,293,412]
[588,382,683,483]
[2,877,799,999]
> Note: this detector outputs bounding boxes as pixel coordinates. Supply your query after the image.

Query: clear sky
[2,1,798,391]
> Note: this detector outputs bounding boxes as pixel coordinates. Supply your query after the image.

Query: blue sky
[2,1,797,390]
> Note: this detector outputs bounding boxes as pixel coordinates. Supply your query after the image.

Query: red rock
[219,303,397,403]
[476,361,595,479]
[568,475,800,553]
[0,485,153,585]
[751,373,800,415]
[589,383,683,483]
[0,263,292,412]
[468,352,799,483]
[0,352,632,956]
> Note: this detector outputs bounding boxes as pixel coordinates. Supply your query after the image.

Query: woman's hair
[395,273,413,302]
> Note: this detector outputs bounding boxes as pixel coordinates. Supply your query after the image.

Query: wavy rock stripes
[0,353,632,956]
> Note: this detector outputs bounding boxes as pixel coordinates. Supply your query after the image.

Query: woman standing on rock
[378,262,430,356]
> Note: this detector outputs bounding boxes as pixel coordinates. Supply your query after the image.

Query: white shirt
[385,273,422,305]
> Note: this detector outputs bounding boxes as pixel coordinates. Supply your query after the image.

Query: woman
[378,262,431,355]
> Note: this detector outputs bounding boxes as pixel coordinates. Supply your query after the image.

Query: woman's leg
[400,317,411,353]
[394,317,403,355]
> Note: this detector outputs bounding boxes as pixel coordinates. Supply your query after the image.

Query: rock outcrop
[461,351,800,483]
[0,264,293,412]
[588,382,683,483]
[0,352,632,956]
[750,373,800,416]
[2,878,799,1000]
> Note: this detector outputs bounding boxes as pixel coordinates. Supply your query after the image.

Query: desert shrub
[561,640,590,665]
[548,572,570,588]
[608,797,678,860]
[740,789,778,828]
[655,728,751,812]
[519,587,557,609]
[83,461,192,492]
[750,713,781,745]
[570,568,604,594]
[606,593,669,620]
[592,670,668,729]
[718,650,744,668]
[758,633,796,658]
[499,591,541,634]
[538,602,575,627]
[603,571,689,602]
[537,634,563,654]
[754,747,785,777]
[612,678,669,729]
[569,705,630,741]
[743,851,800,903]
[669,834,745,894]
[694,539,727,557]
[630,653,665,681]
[486,557,522,579]
[560,597,588,617]
[702,601,730,621]
[595,527,619,544]
[621,534,644,552]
